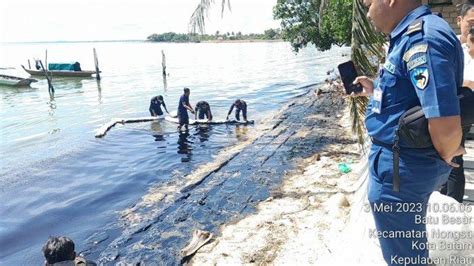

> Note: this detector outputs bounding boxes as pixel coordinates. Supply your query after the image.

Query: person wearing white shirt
[464,27,474,88]
[440,3,473,203]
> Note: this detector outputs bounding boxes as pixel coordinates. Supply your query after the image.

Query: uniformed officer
[354,1,464,264]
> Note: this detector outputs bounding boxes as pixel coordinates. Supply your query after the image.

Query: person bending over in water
[149,95,169,117]
[195,101,213,121]
[226,99,247,122]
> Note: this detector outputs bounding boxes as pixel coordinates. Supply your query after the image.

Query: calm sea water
[0,41,349,264]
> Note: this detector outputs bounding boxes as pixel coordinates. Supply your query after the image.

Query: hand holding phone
[337,61,364,95]
[352,76,374,97]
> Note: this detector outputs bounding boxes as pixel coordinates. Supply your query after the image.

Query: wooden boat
[21,65,99,78]
[0,74,37,87]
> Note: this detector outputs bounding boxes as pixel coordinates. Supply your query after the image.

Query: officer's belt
[370,137,402,193]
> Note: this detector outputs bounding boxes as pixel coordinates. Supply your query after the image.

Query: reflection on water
[195,125,211,143]
[177,131,193,162]
[96,79,103,104]
[151,121,165,142]
[47,92,56,116]
[235,125,249,141]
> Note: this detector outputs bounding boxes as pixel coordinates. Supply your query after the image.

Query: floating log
[95,116,254,138]
[95,117,162,138]
[165,116,254,125]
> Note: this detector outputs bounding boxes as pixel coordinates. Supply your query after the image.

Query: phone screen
[337,61,363,94]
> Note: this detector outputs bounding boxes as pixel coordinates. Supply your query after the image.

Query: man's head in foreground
[42,236,76,265]
[363,0,422,34]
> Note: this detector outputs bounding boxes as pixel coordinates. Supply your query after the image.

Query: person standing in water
[195,101,213,121]
[177,88,195,131]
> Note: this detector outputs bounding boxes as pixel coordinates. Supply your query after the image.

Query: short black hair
[184,87,190,93]
[42,236,75,264]
[458,3,474,17]
[157,95,164,100]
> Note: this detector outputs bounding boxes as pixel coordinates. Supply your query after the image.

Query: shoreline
[81,82,359,264]
[190,83,365,264]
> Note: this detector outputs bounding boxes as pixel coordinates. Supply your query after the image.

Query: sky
[0,0,280,43]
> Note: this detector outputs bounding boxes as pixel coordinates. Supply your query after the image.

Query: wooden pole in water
[93,48,101,80]
[28,59,31,69]
[161,50,167,90]
[45,49,48,70]
[161,50,166,76]
[39,60,54,93]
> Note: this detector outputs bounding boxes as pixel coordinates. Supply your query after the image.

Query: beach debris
[180,230,213,258]
[338,163,351,174]
[325,193,350,216]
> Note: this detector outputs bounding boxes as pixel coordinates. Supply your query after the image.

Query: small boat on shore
[0,74,37,87]
[21,65,99,78]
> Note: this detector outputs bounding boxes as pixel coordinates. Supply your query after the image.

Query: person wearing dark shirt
[226,99,247,122]
[177,88,195,131]
[42,236,96,266]
[149,95,169,116]
[195,101,213,121]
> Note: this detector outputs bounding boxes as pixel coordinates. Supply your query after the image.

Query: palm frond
[350,0,385,146]
[189,0,231,34]
[221,0,231,18]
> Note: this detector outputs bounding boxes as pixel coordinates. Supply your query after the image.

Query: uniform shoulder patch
[403,43,428,62]
[383,60,396,74]
[407,54,427,71]
[405,18,424,36]
[410,67,429,90]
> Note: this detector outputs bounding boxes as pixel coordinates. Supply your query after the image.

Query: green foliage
[264,28,278,39]
[147,29,281,42]
[147,32,194,42]
[190,0,231,34]
[273,0,353,52]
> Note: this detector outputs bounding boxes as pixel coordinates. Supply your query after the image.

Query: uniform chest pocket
[380,73,398,107]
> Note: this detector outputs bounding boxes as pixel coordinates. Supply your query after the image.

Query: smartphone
[337,61,363,94]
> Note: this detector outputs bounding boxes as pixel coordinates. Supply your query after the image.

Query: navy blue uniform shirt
[178,95,190,115]
[365,5,463,145]
[149,96,165,116]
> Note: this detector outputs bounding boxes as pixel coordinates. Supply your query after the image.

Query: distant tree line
[147,29,282,42]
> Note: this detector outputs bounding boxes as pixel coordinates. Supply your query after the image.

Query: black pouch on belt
[392,87,474,192]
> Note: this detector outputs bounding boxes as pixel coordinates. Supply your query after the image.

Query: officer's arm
[429,116,462,162]
[405,37,462,163]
